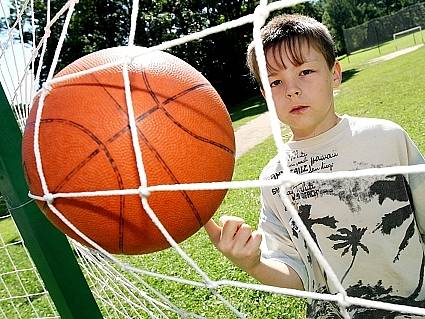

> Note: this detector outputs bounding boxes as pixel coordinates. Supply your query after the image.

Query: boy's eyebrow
[301,54,324,64]
[302,58,319,63]
[267,71,278,77]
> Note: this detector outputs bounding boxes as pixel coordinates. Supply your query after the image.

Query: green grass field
[1,41,425,318]
[339,29,425,72]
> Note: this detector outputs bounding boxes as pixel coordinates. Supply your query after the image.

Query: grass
[0,41,424,318]
[336,45,425,153]
[339,29,425,72]
[229,96,267,131]
[0,217,58,318]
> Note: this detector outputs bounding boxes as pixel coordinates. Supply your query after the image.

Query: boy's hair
[247,14,336,86]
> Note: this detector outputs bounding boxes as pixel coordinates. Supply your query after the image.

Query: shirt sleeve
[404,132,425,236]
[258,191,309,290]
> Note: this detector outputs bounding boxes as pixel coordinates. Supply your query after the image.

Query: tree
[4,0,327,107]
[32,0,130,80]
[321,0,359,53]
[321,0,423,55]
[328,225,369,283]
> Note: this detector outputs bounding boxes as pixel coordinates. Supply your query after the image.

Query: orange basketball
[22,46,235,254]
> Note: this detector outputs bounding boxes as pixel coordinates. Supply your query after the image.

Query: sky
[0,0,35,107]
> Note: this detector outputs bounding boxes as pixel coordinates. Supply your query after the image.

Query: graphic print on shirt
[270,148,425,318]
[309,253,425,319]
[298,204,338,248]
[371,174,416,262]
[344,253,425,319]
[327,225,369,283]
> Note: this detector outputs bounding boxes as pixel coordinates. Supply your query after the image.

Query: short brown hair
[247,14,336,86]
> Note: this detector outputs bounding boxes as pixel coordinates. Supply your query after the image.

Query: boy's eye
[270,80,282,87]
[300,69,314,76]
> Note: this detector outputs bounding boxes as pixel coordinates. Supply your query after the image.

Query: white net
[0,203,59,318]
[1,0,425,318]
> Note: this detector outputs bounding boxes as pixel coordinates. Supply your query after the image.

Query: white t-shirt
[259,115,425,318]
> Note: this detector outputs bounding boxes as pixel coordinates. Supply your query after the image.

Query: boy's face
[263,40,342,141]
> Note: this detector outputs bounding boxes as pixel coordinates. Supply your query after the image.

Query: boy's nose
[286,88,301,98]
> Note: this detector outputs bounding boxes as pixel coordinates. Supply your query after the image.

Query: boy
[205,14,425,318]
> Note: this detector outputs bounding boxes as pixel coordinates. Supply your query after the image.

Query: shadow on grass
[7,237,22,245]
[342,68,360,83]
[230,96,267,122]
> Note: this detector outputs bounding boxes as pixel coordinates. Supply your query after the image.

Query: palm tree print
[371,175,415,262]
[328,225,369,283]
[297,205,338,265]
[346,261,425,318]
[298,204,338,246]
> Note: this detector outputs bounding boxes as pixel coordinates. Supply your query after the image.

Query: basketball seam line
[93,72,205,228]
[27,119,127,253]
[140,70,235,155]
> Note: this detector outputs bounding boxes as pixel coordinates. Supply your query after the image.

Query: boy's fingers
[219,216,245,243]
[219,215,245,225]
[233,223,252,247]
[248,230,263,250]
[204,219,222,244]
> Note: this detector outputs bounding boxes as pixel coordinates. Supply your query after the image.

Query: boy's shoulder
[346,115,405,136]
[259,116,407,181]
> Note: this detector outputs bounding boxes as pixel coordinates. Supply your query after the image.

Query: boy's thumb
[204,219,222,244]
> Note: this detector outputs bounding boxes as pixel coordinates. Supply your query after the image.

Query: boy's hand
[204,216,262,273]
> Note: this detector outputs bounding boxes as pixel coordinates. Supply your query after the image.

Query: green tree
[322,0,359,53]
[3,0,325,106]
[321,0,422,54]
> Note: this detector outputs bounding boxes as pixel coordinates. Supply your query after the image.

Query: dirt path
[368,44,423,64]
[234,112,283,159]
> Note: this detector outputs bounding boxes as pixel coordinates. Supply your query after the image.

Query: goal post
[0,84,103,319]
[393,26,424,50]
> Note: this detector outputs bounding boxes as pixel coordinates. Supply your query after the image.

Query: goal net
[1,0,425,319]
[393,26,424,50]
[393,26,422,41]
[343,2,425,54]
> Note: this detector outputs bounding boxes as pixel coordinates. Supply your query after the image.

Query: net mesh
[1,0,425,318]
[343,2,425,54]
[0,201,59,319]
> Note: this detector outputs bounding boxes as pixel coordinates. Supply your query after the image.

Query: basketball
[22,46,235,254]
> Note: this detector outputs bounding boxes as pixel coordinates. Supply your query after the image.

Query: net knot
[43,193,54,204]
[336,292,350,308]
[42,82,53,94]
[124,54,135,66]
[277,175,294,190]
[138,186,151,198]
[253,4,270,26]
[205,280,219,290]
[43,26,51,38]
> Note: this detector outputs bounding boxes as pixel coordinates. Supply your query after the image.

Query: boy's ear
[332,61,342,88]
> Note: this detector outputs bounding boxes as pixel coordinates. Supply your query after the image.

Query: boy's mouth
[290,105,309,113]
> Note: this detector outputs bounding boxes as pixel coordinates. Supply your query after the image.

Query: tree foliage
[4,0,325,106]
[1,0,422,106]
[321,0,421,53]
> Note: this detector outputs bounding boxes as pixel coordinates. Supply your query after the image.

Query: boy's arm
[204,217,304,290]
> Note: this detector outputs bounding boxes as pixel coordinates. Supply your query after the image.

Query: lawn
[0,43,424,318]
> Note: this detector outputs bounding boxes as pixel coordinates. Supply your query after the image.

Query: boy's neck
[291,114,341,141]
